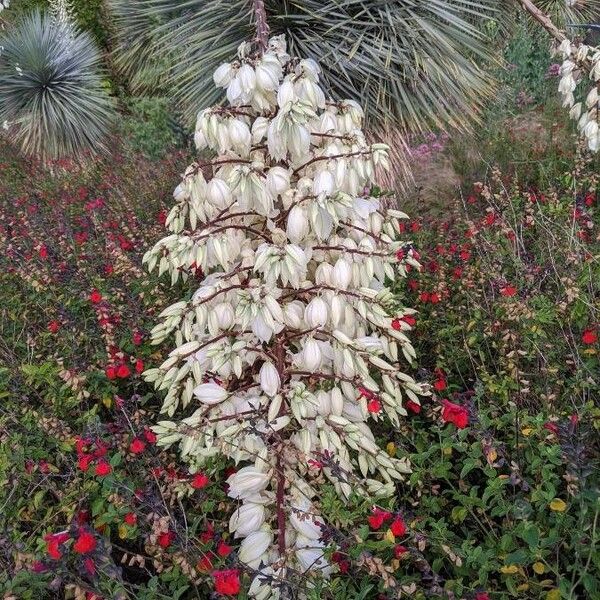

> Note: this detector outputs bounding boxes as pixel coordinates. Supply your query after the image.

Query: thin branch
[516,0,566,42]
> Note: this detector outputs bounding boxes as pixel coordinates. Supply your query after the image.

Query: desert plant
[108,0,500,134]
[142,14,428,594]
[0,10,115,160]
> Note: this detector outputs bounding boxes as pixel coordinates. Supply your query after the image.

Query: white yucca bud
[313,170,335,196]
[252,116,270,143]
[299,338,322,372]
[277,79,295,107]
[194,128,207,151]
[229,502,266,538]
[238,527,273,566]
[212,302,235,330]
[266,166,291,196]
[173,183,188,202]
[256,57,282,92]
[238,64,256,93]
[193,382,229,405]
[259,362,280,397]
[213,62,234,87]
[228,119,251,154]
[304,297,328,328]
[332,257,352,290]
[227,466,270,499]
[207,178,232,208]
[586,87,599,109]
[286,206,309,243]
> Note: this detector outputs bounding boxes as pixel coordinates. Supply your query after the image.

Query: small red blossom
[89,290,102,304]
[83,557,96,576]
[213,569,241,596]
[116,363,131,379]
[78,455,93,472]
[391,318,401,331]
[475,593,490,600]
[124,512,137,526]
[390,517,407,537]
[405,400,421,414]
[441,399,469,429]
[39,244,48,259]
[217,540,233,557]
[48,320,60,333]
[129,438,146,454]
[135,358,145,374]
[394,545,408,558]
[433,378,446,392]
[191,472,210,489]
[368,507,392,530]
[543,422,559,435]
[500,285,517,297]
[367,399,382,414]
[143,429,157,444]
[332,551,350,573]
[132,331,144,345]
[401,315,416,327]
[105,366,117,380]
[582,329,598,345]
[94,461,112,477]
[158,531,175,548]
[73,531,97,554]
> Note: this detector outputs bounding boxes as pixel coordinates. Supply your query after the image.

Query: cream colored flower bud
[207,178,232,208]
[227,466,270,499]
[229,502,266,538]
[193,382,228,405]
[304,297,328,328]
[259,362,280,397]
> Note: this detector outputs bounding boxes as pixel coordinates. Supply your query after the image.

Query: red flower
[500,285,517,297]
[94,461,112,477]
[213,569,241,596]
[391,318,402,331]
[78,455,93,472]
[132,331,144,346]
[89,289,102,304]
[73,531,97,554]
[406,400,421,414]
[332,551,350,573]
[144,429,157,444]
[368,507,392,530]
[158,531,175,548]
[543,422,559,435]
[401,315,416,327]
[419,292,430,303]
[135,359,145,374]
[582,329,597,345]
[217,540,233,557]
[105,366,117,380]
[116,363,131,379]
[104,264,114,275]
[191,472,210,489]
[430,293,441,304]
[433,378,446,392]
[441,399,469,429]
[39,245,48,259]
[44,532,70,560]
[124,512,137,526]
[367,399,382,414]
[197,553,214,572]
[83,557,96,576]
[129,438,146,454]
[475,593,490,600]
[394,545,408,558]
[48,320,60,333]
[390,517,407,537]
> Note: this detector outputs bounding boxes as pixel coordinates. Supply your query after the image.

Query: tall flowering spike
[143,35,428,594]
[554,38,600,152]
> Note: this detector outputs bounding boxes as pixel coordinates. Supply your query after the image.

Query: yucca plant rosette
[142,33,428,595]
[0,10,114,160]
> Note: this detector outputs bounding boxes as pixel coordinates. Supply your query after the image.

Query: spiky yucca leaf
[109,0,498,132]
[0,11,115,160]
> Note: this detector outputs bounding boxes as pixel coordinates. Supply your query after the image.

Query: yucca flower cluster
[555,38,600,151]
[143,35,427,596]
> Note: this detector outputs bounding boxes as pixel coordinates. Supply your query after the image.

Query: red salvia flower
[73,531,96,554]
[191,472,210,489]
[129,438,146,454]
[213,569,241,596]
[441,399,469,429]
[94,461,112,477]
[582,329,597,345]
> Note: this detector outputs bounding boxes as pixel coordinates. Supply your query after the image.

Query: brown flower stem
[516,0,566,42]
[253,0,270,51]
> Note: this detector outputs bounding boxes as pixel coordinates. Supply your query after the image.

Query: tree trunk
[516,0,566,43]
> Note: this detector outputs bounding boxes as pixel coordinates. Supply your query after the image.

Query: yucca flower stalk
[0,10,115,160]
[143,10,427,595]
[519,0,600,152]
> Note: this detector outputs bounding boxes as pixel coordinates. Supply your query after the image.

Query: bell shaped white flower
[227,466,271,499]
[193,382,228,405]
[259,361,280,397]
